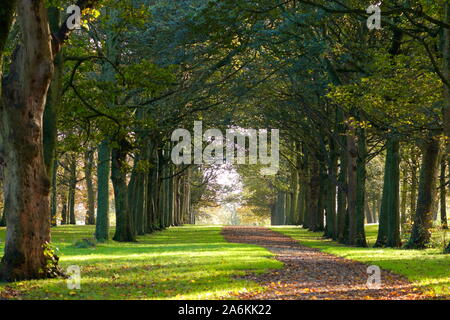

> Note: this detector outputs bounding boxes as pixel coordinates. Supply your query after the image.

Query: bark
[168,164,174,226]
[302,156,311,229]
[386,138,401,248]
[285,192,292,225]
[317,165,326,231]
[43,7,63,180]
[278,192,286,225]
[84,149,96,225]
[297,150,309,226]
[0,0,100,281]
[60,190,68,225]
[147,144,162,231]
[50,159,58,227]
[410,163,418,218]
[128,156,146,235]
[146,151,159,232]
[0,0,55,281]
[337,140,348,243]
[442,158,448,229]
[400,167,408,225]
[95,140,110,241]
[111,139,136,242]
[325,141,338,239]
[365,200,373,224]
[68,155,77,225]
[291,148,300,225]
[183,167,192,224]
[443,0,450,242]
[406,137,440,249]
[375,137,401,247]
[354,129,367,247]
[346,132,359,245]
[308,159,321,231]
[0,180,5,227]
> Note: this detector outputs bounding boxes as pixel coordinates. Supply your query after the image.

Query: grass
[0,225,282,300]
[272,225,450,298]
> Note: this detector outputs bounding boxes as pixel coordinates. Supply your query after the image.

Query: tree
[95,140,110,241]
[406,137,441,249]
[0,0,100,281]
[84,149,96,225]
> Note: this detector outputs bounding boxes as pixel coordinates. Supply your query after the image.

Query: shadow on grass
[0,225,282,300]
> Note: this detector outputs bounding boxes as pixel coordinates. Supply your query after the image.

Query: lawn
[272,225,450,298]
[0,225,282,300]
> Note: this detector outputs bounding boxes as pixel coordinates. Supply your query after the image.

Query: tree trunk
[308,159,320,231]
[375,136,401,247]
[285,192,292,225]
[386,138,401,248]
[406,137,440,249]
[68,154,77,225]
[84,149,96,225]
[0,0,56,281]
[442,158,448,229]
[365,200,373,224]
[0,180,5,227]
[50,159,58,227]
[337,143,348,242]
[111,139,136,242]
[400,167,408,225]
[298,150,309,226]
[443,0,450,231]
[95,140,110,241]
[410,163,418,218]
[291,148,300,225]
[347,133,359,245]
[128,155,146,235]
[324,141,338,239]
[146,146,160,232]
[354,129,367,247]
[43,7,63,181]
[443,0,450,246]
[317,165,326,231]
[60,190,68,225]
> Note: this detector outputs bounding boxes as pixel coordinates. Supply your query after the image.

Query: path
[222,227,424,300]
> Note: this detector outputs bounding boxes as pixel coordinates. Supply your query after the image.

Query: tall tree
[0,0,100,281]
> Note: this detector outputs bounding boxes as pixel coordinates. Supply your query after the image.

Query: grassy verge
[0,225,281,300]
[271,225,450,298]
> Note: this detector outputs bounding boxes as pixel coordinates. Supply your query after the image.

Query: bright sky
[214,165,242,194]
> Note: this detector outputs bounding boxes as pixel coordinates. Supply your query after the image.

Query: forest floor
[223,226,426,300]
[273,226,450,298]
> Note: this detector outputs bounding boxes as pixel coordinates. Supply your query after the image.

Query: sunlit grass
[0,225,282,300]
[272,225,450,298]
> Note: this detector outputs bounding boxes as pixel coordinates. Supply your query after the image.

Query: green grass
[272,225,450,298]
[0,225,282,300]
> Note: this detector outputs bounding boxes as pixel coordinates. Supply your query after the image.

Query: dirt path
[222,226,424,300]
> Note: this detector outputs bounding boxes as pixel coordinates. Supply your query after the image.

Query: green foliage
[41,242,64,279]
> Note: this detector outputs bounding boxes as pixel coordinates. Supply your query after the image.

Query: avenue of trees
[0,0,450,282]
